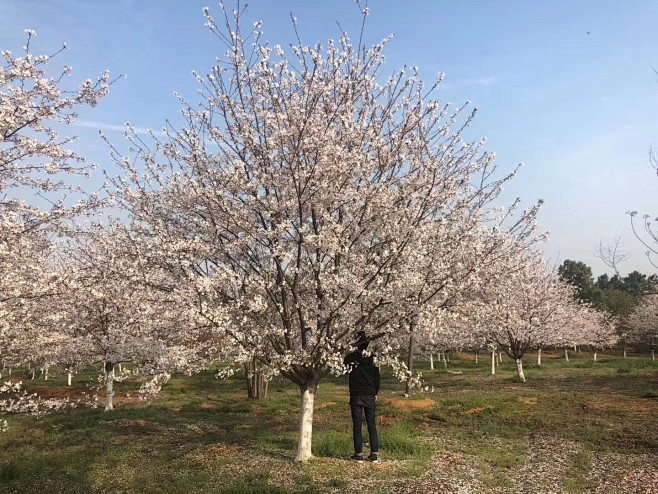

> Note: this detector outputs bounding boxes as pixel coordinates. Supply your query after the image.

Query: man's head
[355,331,369,351]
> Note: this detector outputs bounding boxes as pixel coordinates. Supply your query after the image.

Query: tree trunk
[515,359,526,383]
[491,348,496,375]
[623,344,627,359]
[30,369,35,380]
[118,363,122,373]
[43,367,48,381]
[442,351,448,368]
[475,350,479,365]
[652,348,655,361]
[245,358,268,399]
[537,347,542,366]
[67,372,73,386]
[104,361,115,412]
[498,350,503,364]
[593,351,598,362]
[7,368,10,376]
[294,381,318,462]
[564,348,569,362]
[405,332,415,396]
[429,353,434,370]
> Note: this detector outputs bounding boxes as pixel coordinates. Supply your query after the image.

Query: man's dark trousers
[350,395,379,454]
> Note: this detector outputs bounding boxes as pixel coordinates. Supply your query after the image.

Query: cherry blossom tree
[1,30,113,380]
[50,223,204,411]
[470,250,581,382]
[584,311,618,361]
[106,4,545,461]
[627,294,658,360]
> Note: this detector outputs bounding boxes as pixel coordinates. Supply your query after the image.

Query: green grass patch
[1,355,656,492]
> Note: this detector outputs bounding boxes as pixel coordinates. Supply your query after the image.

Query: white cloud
[74,119,160,136]
[462,76,498,86]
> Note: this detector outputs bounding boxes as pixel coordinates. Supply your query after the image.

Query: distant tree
[623,271,655,296]
[627,294,658,360]
[596,274,611,291]
[599,289,638,357]
[558,259,599,304]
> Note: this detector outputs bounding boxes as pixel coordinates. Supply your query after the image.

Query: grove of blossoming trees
[50,223,209,410]
[0,31,112,378]
[0,7,622,466]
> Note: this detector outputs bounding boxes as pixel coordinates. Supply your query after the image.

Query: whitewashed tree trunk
[118,363,122,373]
[515,358,526,383]
[593,351,598,362]
[652,348,655,361]
[491,348,496,375]
[294,382,317,462]
[475,350,479,364]
[537,348,542,366]
[564,348,569,362]
[498,350,503,364]
[623,345,627,359]
[43,367,48,381]
[30,369,35,380]
[67,372,73,386]
[104,362,115,412]
[429,354,434,370]
[405,330,415,396]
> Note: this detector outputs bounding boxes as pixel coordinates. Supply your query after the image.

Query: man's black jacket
[344,351,380,397]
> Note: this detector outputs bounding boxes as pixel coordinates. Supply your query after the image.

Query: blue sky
[2,0,657,276]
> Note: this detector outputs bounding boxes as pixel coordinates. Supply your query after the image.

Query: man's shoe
[350,454,364,463]
[367,453,379,463]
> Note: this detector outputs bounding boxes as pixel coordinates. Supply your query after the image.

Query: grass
[1,352,657,493]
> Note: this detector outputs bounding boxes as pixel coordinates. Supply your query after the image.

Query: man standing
[344,331,380,463]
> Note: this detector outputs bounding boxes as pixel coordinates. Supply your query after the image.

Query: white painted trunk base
[515,359,526,383]
[491,349,496,375]
[593,351,598,362]
[564,348,569,362]
[537,348,542,366]
[295,385,316,462]
[429,354,434,370]
[67,372,73,386]
[104,363,114,412]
